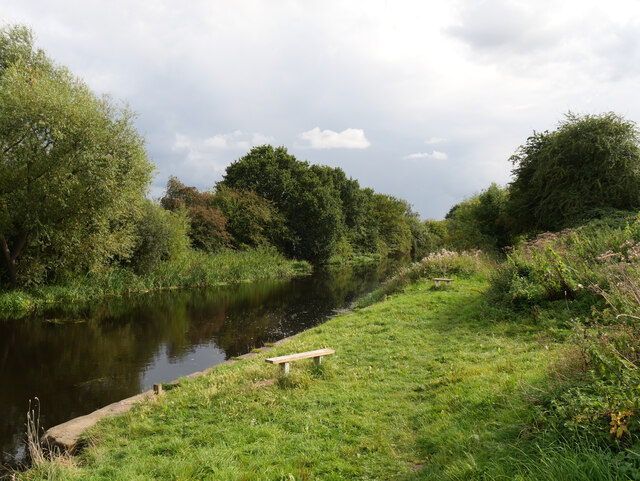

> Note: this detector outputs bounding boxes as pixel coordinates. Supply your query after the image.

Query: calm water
[0,262,392,466]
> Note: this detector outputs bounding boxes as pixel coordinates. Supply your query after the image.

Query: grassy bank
[19,273,590,480]
[0,248,310,320]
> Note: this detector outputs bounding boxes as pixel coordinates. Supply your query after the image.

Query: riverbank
[0,248,310,320]
[17,275,596,480]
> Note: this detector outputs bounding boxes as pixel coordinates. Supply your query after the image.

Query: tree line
[0,25,433,289]
[159,144,436,265]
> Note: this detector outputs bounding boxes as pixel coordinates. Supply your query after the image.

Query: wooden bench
[432,278,453,288]
[266,348,335,375]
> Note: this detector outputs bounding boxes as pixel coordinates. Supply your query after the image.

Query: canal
[0,262,393,466]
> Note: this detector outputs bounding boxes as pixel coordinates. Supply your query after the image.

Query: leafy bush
[129,201,191,274]
[507,112,640,235]
[488,214,639,308]
[489,213,640,458]
[212,185,286,249]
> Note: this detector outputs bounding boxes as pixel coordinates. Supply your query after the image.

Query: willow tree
[0,26,153,286]
[507,112,640,234]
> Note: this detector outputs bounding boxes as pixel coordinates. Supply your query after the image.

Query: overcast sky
[2,0,640,219]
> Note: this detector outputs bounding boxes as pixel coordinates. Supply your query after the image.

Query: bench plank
[266,348,335,364]
[432,277,453,287]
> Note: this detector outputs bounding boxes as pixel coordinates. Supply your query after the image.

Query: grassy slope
[21,277,577,480]
[21,280,557,480]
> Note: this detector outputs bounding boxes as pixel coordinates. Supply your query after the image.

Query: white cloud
[404,151,448,160]
[172,131,272,159]
[298,128,371,149]
[169,131,274,183]
[252,133,276,146]
[425,137,447,145]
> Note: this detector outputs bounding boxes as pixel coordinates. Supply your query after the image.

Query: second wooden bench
[432,277,453,288]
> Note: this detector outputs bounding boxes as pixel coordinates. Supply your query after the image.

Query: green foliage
[488,215,639,309]
[211,185,286,249]
[445,183,510,251]
[0,25,153,287]
[371,193,413,257]
[423,219,447,250]
[161,176,232,253]
[0,25,47,72]
[128,201,191,274]
[406,215,433,260]
[220,146,343,264]
[507,112,640,234]
[219,145,431,264]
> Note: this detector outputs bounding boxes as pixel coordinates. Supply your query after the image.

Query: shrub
[507,112,640,235]
[490,213,640,456]
[129,201,191,274]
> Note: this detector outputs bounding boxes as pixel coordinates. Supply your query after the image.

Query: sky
[2,0,640,219]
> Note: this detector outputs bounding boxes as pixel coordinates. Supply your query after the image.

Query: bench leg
[280,362,290,376]
[314,356,323,366]
[434,280,440,288]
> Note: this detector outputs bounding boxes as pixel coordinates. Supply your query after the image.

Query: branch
[2,130,30,155]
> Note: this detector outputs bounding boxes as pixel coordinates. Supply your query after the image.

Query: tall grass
[485,214,640,472]
[0,248,310,319]
[356,249,493,308]
[487,440,637,481]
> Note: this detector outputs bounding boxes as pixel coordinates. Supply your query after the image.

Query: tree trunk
[0,231,28,288]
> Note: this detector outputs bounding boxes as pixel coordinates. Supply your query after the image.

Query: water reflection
[0,262,392,465]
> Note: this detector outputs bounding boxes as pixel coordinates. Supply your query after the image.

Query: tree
[160,177,232,252]
[0,25,153,287]
[445,183,510,250]
[211,185,286,249]
[506,112,640,234]
[220,146,342,263]
[371,194,413,257]
[129,200,191,274]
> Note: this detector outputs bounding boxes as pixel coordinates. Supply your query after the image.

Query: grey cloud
[447,0,558,55]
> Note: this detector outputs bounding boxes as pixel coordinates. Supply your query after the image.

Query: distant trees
[161,177,232,252]
[371,194,413,257]
[160,176,285,253]
[157,145,427,265]
[0,25,153,286]
[445,183,509,251]
[129,201,190,274]
[220,146,344,263]
[219,145,423,263]
[212,185,286,249]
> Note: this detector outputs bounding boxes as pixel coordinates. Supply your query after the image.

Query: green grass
[18,277,590,480]
[0,248,310,320]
